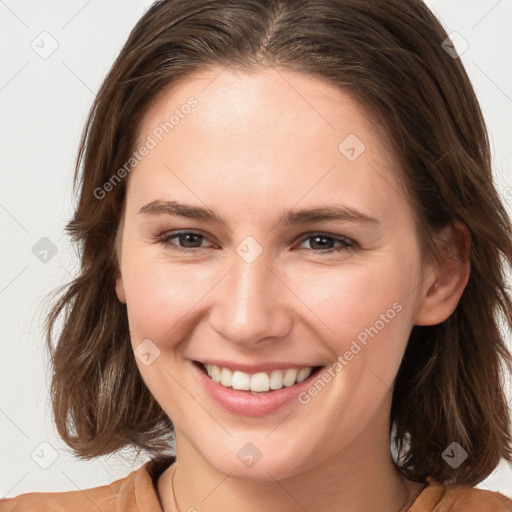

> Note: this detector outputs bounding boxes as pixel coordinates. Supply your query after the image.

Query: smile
[198,362,323,393]
[192,360,327,416]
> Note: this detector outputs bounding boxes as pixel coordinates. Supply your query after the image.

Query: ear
[115,263,127,304]
[114,220,127,304]
[414,222,471,326]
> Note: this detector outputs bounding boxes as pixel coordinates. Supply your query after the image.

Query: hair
[44,0,512,486]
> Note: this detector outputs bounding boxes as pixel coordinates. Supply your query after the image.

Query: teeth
[202,364,315,392]
[282,368,298,387]
[211,365,221,383]
[250,372,270,392]
[269,370,283,390]
[220,367,232,387]
[232,371,250,390]
[297,367,312,382]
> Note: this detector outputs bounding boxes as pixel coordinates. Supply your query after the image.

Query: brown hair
[45,0,512,486]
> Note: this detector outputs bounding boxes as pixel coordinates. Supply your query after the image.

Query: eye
[154,230,358,255]
[155,230,215,252]
[296,233,357,254]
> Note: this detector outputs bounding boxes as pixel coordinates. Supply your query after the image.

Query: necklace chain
[171,465,180,512]
[170,464,416,512]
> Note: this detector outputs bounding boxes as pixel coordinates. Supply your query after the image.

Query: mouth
[193,361,324,394]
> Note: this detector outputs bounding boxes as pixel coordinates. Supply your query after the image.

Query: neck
[158,404,424,511]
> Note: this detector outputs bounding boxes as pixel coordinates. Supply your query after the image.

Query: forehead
[139,65,384,154]
[128,66,408,224]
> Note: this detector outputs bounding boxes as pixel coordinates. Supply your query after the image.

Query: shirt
[1,456,511,511]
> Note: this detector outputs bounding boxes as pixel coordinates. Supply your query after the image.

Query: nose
[209,242,293,346]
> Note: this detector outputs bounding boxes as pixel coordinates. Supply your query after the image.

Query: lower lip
[192,362,323,417]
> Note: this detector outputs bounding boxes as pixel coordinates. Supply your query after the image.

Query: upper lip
[194,359,323,373]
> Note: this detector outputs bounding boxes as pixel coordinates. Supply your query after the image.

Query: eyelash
[154,230,358,255]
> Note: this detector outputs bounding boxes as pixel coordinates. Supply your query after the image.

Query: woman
[2,0,512,510]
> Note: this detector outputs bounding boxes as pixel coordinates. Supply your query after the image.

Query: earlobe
[115,274,127,304]
[414,222,471,326]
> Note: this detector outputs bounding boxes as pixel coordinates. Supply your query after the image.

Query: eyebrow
[138,200,379,225]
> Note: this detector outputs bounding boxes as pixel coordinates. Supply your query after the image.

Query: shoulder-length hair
[45,0,512,486]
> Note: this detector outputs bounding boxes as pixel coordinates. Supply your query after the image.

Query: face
[115,66,435,480]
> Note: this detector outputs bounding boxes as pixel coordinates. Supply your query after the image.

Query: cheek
[122,235,422,365]
[293,255,420,370]
[122,252,219,344]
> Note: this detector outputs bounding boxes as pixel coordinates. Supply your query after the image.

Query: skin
[115,66,470,512]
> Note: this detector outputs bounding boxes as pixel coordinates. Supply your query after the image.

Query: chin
[193,435,319,482]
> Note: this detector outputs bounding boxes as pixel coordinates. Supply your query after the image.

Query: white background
[1,0,511,500]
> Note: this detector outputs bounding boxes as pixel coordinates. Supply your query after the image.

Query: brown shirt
[1,456,511,511]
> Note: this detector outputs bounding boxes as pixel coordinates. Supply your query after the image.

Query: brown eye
[156,231,214,252]
[297,233,357,254]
